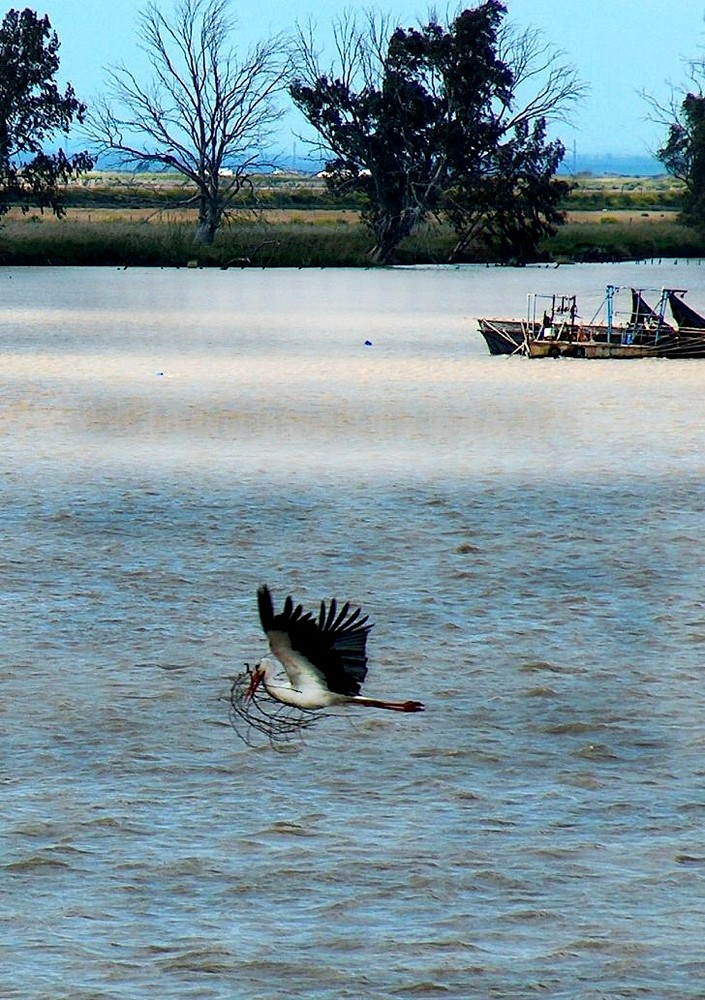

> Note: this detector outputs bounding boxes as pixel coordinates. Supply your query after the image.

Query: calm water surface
[2,262,705,998]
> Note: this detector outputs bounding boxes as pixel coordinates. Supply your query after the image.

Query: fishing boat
[478,286,705,359]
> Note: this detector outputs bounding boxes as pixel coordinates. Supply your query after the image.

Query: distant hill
[92,150,667,179]
[283,151,668,178]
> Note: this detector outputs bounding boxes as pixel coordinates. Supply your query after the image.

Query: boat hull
[526,330,705,359]
[477,318,527,355]
[649,334,705,359]
[526,339,654,359]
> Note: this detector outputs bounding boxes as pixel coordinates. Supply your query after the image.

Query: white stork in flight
[247,585,425,713]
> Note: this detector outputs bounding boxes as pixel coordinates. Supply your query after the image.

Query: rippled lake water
[3,262,705,998]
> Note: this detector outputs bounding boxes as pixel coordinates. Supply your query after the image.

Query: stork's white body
[255,654,349,709]
[249,586,424,715]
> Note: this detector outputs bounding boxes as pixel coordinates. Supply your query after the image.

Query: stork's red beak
[246,671,263,702]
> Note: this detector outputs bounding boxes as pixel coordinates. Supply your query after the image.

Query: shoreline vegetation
[1,171,702,268]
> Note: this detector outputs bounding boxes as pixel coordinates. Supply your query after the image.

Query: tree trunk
[368,208,419,264]
[368,236,398,264]
[447,231,473,263]
[195,218,218,245]
[195,191,221,245]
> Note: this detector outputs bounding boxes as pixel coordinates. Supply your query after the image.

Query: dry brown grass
[4,205,361,226]
[566,209,678,224]
[2,193,704,266]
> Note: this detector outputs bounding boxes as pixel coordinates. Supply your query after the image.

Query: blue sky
[39,0,705,159]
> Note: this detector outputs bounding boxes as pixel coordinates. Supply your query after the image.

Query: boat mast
[654,288,670,343]
[605,284,616,343]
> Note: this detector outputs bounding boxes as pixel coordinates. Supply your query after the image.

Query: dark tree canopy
[0,8,93,217]
[657,92,705,229]
[291,1,581,263]
[444,118,570,263]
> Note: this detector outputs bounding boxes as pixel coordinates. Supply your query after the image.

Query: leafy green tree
[291,2,582,263]
[0,8,93,217]
[656,92,705,228]
[444,119,570,263]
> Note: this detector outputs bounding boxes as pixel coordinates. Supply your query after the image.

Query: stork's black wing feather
[257,584,372,696]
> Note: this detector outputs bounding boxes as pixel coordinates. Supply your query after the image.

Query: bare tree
[89,0,289,243]
[496,23,587,132]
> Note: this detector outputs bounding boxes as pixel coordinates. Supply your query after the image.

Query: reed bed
[0,208,454,267]
[1,204,704,267]
[544,213,705,263]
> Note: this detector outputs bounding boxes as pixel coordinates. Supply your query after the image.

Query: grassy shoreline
[2,212,704,268]
[1,172,703,267]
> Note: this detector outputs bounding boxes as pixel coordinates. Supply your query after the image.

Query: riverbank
[2,210,703,267]
[0,172,702,266]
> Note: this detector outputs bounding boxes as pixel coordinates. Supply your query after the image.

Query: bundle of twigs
[228,665,325,751]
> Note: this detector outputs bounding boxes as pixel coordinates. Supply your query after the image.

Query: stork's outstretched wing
[257,584,372,696]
